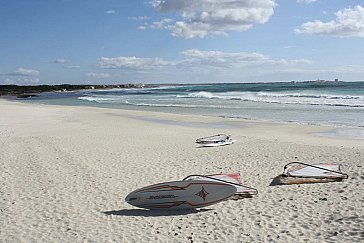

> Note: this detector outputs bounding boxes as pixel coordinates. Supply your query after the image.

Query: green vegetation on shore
[0,84,147,98]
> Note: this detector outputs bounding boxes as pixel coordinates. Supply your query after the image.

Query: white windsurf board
[200,139,234,147]
[125,180,237,210]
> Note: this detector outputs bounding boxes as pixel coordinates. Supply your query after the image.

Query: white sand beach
[0,99,363,242]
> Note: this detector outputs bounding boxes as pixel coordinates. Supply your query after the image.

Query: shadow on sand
[269,176,283,186]
[103,208,212,217]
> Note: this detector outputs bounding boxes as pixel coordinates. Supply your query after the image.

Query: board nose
[125,193,136,204]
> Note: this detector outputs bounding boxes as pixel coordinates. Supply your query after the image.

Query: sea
[22,81,364,128]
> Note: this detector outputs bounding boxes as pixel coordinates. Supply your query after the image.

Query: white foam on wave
[184,91,219,99]
[125,102,240,109]
[79,89,364,108]
[78,95,125,103]
[76,91,363,127]
[257,92,361,100]
[78,94,238,109]
[182,91,364,107]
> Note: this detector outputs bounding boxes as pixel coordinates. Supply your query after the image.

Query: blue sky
[1,0,363,84]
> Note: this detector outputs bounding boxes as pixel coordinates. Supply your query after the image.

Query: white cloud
[98,56,176,70]
[297,0,317,4]
[53,58,70,64]
[105,10,116,15]
[137,25,147,30]
[180,49,267,67]
[295,5,364,38]
[4,77,40,85]
[65,65,81,69]
[128,16,150,20]
[97,49,312,78]
[334,65,364,73]
[86,72,110,79]
[150,0,276,38]
[8,68,40,77]
[151,18,173,29]
[179,49,312,68]
[95,49,319,82]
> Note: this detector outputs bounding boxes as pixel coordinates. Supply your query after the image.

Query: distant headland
[0,83,150,98]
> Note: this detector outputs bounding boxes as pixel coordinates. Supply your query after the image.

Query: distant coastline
[0,83,150,98]
[0,80,361,99]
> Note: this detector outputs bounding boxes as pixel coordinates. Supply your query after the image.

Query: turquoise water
[23,82,364,127]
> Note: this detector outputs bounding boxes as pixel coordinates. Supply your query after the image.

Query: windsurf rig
[183,173,258,200]
[272,162,348,185]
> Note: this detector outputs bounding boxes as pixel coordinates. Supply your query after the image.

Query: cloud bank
[295,5,364,38]
[52,58,70,64]
[98,56,176,70]
[96,49,317,82]
[105,10,116,15]
[150,0,276,38]
[8,68,40,77]
[179,49,312,70]
[98,49,311,72]
[296,0,317,4]
[4,78,40,85]
[86,72,111,79]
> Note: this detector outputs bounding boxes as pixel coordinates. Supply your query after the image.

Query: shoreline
[3,81,364,130]
[6,97,364,141]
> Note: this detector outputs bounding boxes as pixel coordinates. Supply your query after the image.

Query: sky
[1,0,364,85]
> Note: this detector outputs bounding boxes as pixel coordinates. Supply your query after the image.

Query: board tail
[183,173,257,199]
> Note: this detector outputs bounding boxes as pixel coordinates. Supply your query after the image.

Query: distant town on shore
[291,78,342,83]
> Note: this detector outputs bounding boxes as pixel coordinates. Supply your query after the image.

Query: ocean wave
[179,91,220,99]
[180,91,364,108]
[78,96,121,103]
[122,102,238,109]
[78,95,242,109]
[78,89,364,108]
[257,92,361,100]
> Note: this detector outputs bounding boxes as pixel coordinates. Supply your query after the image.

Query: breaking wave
[79,90,364,108]
[78,95,237,109]
[179,91,364,107]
